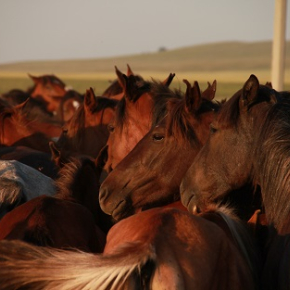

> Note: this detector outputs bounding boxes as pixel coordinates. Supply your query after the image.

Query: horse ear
[49,141,62,167]
[95,145,108,170]
[162,73,175,87]
[127,64,134,76]
[183,79,202,113]
[84,87,97,113]
[202,80,217,101]
[240,74,260,110]
[28,74,39,84]
[115,66,126,90]
[14,98,30,111]
[123,74,139,102]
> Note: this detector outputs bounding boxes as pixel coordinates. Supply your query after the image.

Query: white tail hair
[0,239,156,290]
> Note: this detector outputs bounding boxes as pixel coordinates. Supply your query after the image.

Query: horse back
[0,195,105,253]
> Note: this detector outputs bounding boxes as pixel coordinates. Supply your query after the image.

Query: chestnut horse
[0,154,106,252]
[99,80,219,221]
[0,100,56,152]
[28,74,68,114]
[56,87,118,158]
[103,68,176,173]
[0,205,260,290]
[56,89,84,123]
[180,74,290,290]
[101,64,142,100]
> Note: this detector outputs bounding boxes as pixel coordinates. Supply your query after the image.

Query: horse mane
[0,104,35,135]
[257,97,290,230]
[102,79,123,97]
[216,85,283,129]
[149,80,184,127]
[0,239,156,290]
[114,78,152,131]
[54,156,97,202]
[165,94,221,146]
[203,204,261,286]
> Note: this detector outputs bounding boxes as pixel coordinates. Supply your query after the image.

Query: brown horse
[56,87,118,158]
[101,64,142,100]
[103,68,176,173]
[56,89,84,123]
[28,74,68,114]
[0,205,260,290]
[99,80,219,221]
[0,100,55,152]
[0,153,106,252]
[180,74,290,290]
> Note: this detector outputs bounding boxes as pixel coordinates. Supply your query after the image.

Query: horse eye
[152,133,165,142]
[210,125,217,134]
[107,124,115,133]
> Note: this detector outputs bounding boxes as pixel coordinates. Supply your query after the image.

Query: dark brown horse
[0,205,260,290]
[0,146,59,179]
[0,154,106,252]
[56,87,118,158]
[180,74,290,290]
[99,80,219,221]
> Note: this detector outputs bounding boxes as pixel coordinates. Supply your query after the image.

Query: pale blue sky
[0,0,289,64]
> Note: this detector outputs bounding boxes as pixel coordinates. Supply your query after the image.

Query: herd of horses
[0,65,289,289]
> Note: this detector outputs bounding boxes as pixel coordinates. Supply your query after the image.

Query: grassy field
[0,40,289,100]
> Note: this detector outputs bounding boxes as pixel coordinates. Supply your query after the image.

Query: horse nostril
[192,204,201,215]
[99,185,108,203]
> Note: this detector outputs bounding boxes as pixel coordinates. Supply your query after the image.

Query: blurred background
[0,0,289,100]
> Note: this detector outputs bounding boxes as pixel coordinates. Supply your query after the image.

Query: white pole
[271,0,287,90]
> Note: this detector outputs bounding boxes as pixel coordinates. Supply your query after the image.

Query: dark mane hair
[166,96,221,146]
[257,98,290,229]
[54,156,98,202]
[149,81,184,127]
[102,79,123,97]
[114,78,152,130]
[216,85,283,129]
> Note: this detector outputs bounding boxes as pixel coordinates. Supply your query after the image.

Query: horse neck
[200,207,261,285]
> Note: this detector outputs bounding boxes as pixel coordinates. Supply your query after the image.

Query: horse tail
[0,239,156,290]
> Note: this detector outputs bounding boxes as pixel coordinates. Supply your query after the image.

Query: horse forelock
[216,90,241,129]
[165,96,220,146]
[150,82,183,127]
[206,204,261,286]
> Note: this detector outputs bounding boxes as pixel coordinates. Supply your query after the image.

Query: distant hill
[0,40,289,75]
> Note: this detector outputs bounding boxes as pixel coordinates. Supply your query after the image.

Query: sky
[0,0,289,64]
